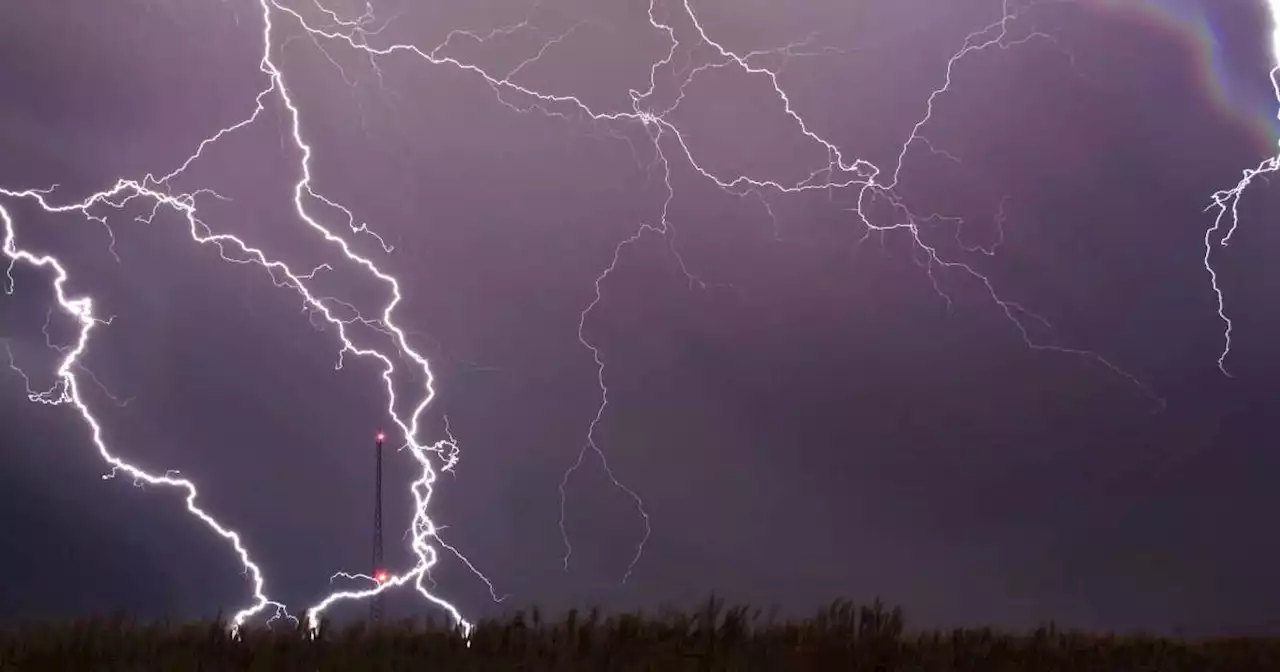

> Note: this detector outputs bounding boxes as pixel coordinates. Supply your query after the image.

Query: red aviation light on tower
[374,569,389,584]
[375,431,385,443]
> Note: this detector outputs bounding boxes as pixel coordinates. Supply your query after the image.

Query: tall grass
[2,596,1276,670]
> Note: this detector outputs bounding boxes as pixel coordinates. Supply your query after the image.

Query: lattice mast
[371,430,385,623]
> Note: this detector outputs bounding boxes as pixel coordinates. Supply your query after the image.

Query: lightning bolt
[0,187,295,632]
[1,0,1165,636]
[0,0,496,636]
[278,0,1161,586]
[1205,1,1280,375]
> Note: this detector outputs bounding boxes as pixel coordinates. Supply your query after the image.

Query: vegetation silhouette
[2,596,1278,670]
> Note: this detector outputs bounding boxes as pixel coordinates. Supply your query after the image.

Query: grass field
[2,598,1277,670]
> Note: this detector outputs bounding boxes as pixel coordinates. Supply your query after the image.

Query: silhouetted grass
[2,596,1277,670]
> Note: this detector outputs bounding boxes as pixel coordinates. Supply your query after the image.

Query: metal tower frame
[371,430,385,624]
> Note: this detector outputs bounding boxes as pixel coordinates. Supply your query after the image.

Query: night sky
[3,0,1280,637]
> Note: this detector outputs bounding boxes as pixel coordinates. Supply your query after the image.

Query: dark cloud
[2,0,1279,637]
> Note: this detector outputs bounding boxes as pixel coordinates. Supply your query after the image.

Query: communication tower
[371,430,386,623]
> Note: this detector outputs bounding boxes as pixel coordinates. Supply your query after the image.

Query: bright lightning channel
[280,0,1160,591]
[1204,1,1280,375]
[0,188,295,633]
[0,0,1162,637]
[0,0,500,637]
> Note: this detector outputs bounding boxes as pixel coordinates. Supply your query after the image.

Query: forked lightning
[1205,1,1280,375]
[0,0,1168,635]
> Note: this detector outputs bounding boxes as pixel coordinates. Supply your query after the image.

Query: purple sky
[3,0,1280,636]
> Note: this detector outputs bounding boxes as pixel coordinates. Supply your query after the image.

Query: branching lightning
[1204,1,1280,375]
[0,0,492,636]
[1,186,295,632]
[1,0,1169,637]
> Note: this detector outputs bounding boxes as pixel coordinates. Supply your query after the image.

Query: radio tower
[371,430,386,624]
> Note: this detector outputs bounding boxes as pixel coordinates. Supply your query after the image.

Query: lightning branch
[0,0,1166,638]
